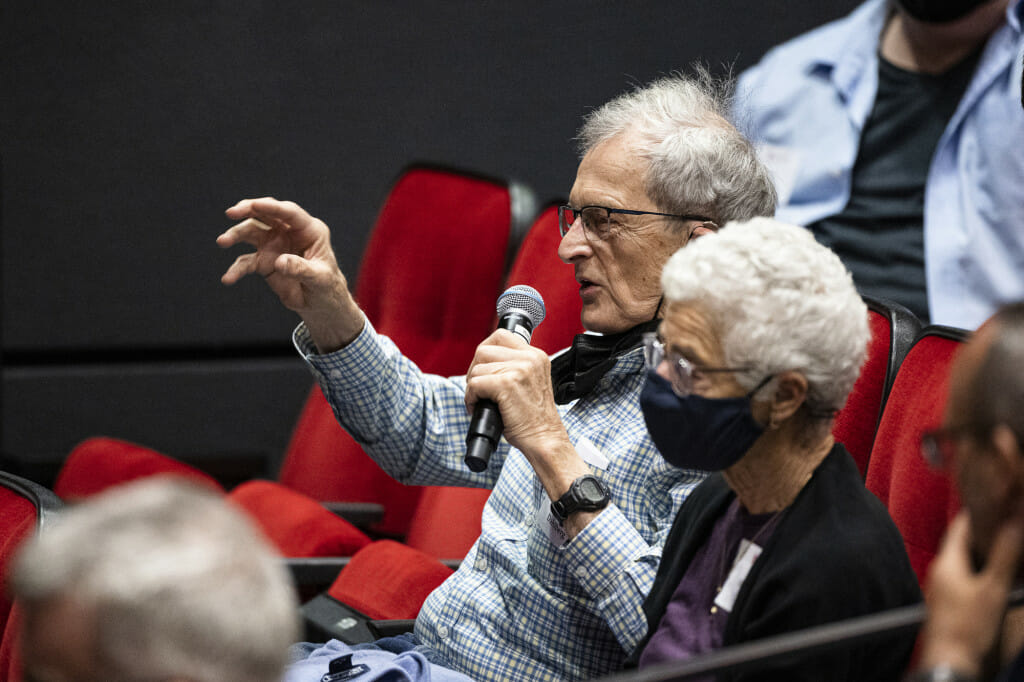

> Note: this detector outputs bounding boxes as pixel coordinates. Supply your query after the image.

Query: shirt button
[475,557,487,571]
[437,625,450,640]
[575,566,588,579]
[329,369,342,379]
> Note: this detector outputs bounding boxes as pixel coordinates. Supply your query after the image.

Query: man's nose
[557,219,591,263]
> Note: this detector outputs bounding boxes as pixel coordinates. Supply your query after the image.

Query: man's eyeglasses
[642,332,754,397]
[920,426,979,471]
[558,204,715,241]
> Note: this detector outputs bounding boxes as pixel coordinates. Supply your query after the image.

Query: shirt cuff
[292,319,396,399]
[561,503,653,599]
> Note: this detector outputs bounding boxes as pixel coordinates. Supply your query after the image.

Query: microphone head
[496,285,546,328]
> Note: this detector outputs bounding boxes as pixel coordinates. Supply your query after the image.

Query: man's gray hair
[577,70,777,225]
[661,217,868,415]
[12,478,300,682]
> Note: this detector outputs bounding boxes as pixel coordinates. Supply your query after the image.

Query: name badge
[535,497,569,547]
[714,539,763,613]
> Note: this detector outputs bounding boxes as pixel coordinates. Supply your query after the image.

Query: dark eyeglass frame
[920,425,983,471]
[642,332,755,397]
[557,204,715,240]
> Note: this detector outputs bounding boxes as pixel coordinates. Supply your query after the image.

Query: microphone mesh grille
[496,285,546,327]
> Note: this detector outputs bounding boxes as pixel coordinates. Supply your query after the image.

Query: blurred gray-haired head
[11,478,300,682]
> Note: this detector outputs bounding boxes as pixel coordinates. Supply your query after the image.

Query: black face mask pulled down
[550,320,660,404]
[896,0,991,23]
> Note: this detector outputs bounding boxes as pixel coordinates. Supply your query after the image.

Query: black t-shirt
[809,49,980,323]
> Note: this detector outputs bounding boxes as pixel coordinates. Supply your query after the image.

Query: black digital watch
[550,474,611,522]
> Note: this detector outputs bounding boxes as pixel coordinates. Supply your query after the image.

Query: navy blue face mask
[640,370,769,471]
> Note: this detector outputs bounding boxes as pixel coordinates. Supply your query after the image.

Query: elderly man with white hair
[218,72,776,681]
[630,218,922,680]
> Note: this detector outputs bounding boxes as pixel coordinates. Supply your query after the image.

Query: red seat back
[278,164,532,537]
[54,437,225,501]
[865,326,969,585]
[832,297,920,477]
[504,204,584,354]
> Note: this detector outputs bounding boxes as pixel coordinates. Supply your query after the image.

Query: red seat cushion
[228,480,371,558]
[327,540,454,620]
[54,437,224,500]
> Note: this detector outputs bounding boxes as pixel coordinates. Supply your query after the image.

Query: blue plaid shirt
[295,320,705,681]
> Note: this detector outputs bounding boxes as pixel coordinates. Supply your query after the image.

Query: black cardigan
[630,444,922,681]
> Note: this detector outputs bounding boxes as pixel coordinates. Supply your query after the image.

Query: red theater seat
[54,437,224,501]
[328,540,454,621]
[0,472,62,682]
[832,297,920,477]
[865,326,969,585]
[227,480,371,558]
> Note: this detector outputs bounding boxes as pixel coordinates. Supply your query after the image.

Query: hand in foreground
[464,330,590,501]
[917,511,1024,677]
[217,197,363,351]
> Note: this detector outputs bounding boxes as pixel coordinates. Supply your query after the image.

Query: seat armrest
[368,619,417,639]
[285,557,352,593]
[322,502,385,529]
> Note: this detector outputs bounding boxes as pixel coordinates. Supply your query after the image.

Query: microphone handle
[463,311,536,472]
[465,399,502,472]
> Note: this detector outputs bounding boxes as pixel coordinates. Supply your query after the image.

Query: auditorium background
[0,0,857,486]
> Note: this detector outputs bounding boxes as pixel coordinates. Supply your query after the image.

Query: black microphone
[464,285,546,472]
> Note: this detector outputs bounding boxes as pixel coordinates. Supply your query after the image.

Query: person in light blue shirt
[735,0,1024,329]
[217,73,777,681]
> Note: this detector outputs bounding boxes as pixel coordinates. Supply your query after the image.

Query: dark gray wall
[1,0,858,485]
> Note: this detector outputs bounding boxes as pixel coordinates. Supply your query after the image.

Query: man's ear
[766,370,808,427]
[689,221,719,241]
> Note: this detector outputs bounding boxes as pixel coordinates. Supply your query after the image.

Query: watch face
[578,478,604,501]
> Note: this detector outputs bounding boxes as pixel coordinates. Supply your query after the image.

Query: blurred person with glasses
[627,217,921,680]
[907,300,1024,682]
[217,71,777,681]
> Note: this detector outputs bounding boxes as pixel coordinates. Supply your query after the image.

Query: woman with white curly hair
[629,217,922,680]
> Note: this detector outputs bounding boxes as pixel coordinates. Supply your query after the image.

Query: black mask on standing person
[896,0,993,23]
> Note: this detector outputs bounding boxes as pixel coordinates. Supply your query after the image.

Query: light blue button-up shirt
[735,0,1024,329]
[294,321,704,681]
